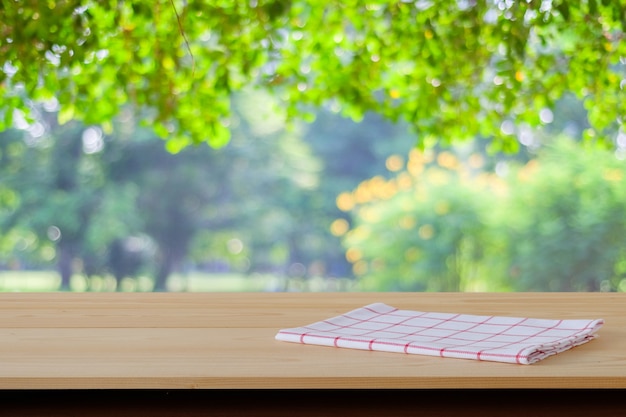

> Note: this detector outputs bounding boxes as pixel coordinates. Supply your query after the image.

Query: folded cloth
[275,303,604,365]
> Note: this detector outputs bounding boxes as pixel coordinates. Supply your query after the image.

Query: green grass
[0,270,62,292]
[0,270,357,292]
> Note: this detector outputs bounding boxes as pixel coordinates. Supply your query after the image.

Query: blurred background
[2,2,626,293]
[2,89,626,293]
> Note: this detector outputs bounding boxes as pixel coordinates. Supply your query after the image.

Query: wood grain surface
[1,292,624,389]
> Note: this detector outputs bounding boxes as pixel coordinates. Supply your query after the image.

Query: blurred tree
[107,139,226,291]
[2,89,390,291]
[303,109,415,278]
[339,137,626,292]
[0,113,107,289]
[504,139,626,291]
[340,148,508,291]
[2,1,625,150]
[0,129,34,269]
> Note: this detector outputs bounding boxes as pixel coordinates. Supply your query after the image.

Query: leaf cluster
[1,1,625,150]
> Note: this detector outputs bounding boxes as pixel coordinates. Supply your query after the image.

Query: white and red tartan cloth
[275,303,604,365]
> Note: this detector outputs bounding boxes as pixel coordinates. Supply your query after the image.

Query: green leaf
[57,105,75,125]
[164,135,191,154]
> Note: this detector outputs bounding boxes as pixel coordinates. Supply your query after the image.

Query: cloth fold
[275,303,604,365]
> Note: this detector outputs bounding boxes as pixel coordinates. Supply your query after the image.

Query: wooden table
[1,292,625,416]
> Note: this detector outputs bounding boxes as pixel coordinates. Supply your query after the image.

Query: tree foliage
[2,1,625,150]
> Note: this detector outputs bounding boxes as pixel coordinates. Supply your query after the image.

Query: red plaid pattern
[275,303,604,364]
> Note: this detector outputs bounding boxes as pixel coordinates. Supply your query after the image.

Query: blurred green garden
[341,138,626,292]
[3,99,626,292]
[2,2,626,292]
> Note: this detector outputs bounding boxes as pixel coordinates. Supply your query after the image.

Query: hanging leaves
[1,0,625,150]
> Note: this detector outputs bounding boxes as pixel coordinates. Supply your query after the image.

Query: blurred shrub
[503,140,626,291]
[338,138,626,292]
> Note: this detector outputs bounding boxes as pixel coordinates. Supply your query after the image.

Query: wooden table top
[1,292,624,389]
